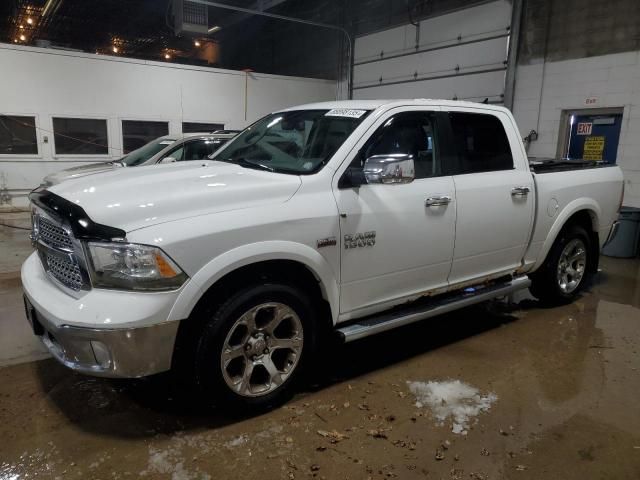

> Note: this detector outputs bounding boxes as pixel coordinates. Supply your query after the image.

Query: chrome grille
[44,252,83,291]
[33,209,89,294]
[38,216,74,250]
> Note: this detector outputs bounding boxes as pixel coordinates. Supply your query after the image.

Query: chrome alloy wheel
[220,302,304,397]
[556,238,587,294]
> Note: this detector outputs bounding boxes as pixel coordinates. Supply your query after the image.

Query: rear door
[334,108,457,317]
[444,109,534,285]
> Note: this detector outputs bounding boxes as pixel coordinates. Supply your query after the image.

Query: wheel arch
[168,241,339,325]
[532,200,601,273]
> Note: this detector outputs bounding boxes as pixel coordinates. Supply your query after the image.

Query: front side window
[122,120,169,154]
[0,115,38,155]
[449,112,513,174]
[358,111,439,179]
[212,109,370,174]
[52,117,108,155]
[182,139,217,161]
[120,137,176,166]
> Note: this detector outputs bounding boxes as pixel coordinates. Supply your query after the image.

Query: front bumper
[21,252,182,378]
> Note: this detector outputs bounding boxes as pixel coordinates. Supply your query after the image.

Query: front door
[334,109,457,317]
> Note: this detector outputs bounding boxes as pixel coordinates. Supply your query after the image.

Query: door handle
[425,195,452,207]
[511,186,531,197]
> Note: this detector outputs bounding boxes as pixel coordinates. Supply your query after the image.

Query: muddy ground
[1,217,640,479]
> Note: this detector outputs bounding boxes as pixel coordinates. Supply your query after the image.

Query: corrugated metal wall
[352,0,512,103]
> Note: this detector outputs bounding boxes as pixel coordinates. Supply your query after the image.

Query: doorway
[557,107,624,163]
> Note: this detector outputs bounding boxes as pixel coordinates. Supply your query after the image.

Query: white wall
[0,44,335,205]
[353,0,512,103]
[513,51,640,207]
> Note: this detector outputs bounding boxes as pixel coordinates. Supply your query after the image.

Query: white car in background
[41,131,239,186]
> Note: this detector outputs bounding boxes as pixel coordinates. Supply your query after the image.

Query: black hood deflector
[29,188,126,241]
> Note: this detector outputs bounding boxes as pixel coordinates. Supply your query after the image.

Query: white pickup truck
[22,100,624,409]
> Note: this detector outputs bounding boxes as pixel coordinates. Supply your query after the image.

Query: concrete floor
[1,215,640,479]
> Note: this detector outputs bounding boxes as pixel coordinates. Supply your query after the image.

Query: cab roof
[278,99,509,114]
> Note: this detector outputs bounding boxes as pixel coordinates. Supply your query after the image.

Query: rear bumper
[603,221,620,247]
[21,252,182,378]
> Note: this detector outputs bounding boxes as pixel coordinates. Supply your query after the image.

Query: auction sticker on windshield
[325,109,367,118]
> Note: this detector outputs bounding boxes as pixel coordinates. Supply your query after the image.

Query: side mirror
[160,156,177,164]
[363,154,415,184]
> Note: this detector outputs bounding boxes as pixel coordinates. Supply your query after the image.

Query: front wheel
[530,225,591,304]
[194,283,317,410]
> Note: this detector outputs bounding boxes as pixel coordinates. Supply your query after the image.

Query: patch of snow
[407,380,497,435]
[224,435,248,448]
[141,445,209,480]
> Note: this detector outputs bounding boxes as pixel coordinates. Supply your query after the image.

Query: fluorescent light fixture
[207,25,221,33]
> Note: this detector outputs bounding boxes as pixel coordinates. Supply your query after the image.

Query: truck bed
[529,157,614,174]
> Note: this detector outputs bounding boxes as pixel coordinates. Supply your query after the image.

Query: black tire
[194,283,317,410]
[530,224,591,305]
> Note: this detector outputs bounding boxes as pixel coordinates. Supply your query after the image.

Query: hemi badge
[317,237,337,248]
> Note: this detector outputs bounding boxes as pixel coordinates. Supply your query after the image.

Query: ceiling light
[14,39,18,43]
[26,17,33,25]
[164,53,171,60]
[194,40,201,47]
[19,25,24,29]
[19,34,26,41]
[112,46,119,53]
[207,26,221,34]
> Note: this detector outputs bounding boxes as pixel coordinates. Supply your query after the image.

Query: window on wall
[52,117,109,155]
[0,115,38,155]
[182,122,224,133]
[448,112,513,174]
[122,120,170,154]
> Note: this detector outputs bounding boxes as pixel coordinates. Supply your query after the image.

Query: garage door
[353,0,512,104]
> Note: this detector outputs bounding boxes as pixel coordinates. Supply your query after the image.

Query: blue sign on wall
[567,114,622,163]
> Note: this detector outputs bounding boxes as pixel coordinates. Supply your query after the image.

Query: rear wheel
[530,225,591,304]
[194,283,316,410]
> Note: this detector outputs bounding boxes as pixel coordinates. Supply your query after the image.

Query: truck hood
[43,161,124,186]
[47,161,302,232]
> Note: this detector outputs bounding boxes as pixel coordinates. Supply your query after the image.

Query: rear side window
[449,112,513,174]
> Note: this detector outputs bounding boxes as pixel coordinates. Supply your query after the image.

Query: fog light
[90,341,112,368]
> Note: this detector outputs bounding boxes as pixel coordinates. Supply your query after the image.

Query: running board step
[336,276,531,343]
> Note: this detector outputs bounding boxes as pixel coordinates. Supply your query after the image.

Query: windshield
[211,109,370,174]
[121,137,176,166]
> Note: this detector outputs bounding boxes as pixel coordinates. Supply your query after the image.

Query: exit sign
[585,97,599,105]
[576,122,593,135]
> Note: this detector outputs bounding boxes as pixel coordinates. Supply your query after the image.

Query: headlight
[86,242,187,291]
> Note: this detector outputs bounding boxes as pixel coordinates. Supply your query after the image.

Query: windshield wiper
[224,157,275,172]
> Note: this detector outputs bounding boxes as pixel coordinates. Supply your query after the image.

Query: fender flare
[167,241,340,324]
[531,198,601,271]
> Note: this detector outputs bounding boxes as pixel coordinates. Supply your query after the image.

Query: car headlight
[86,242,187,291]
